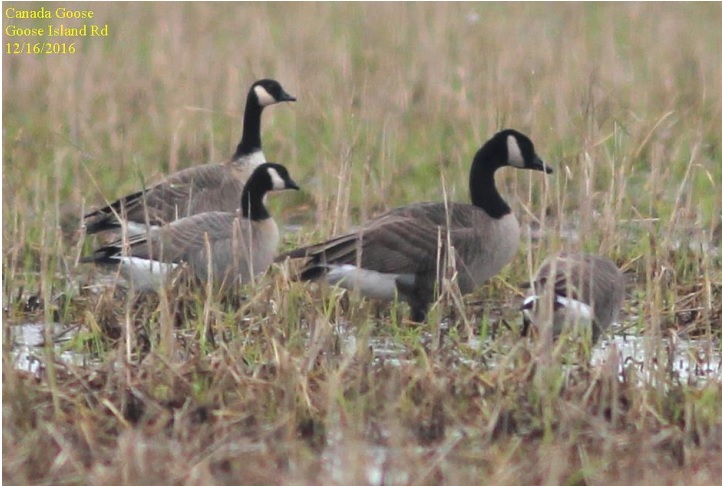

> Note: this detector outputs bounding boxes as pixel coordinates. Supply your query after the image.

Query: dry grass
[3,3,722,484]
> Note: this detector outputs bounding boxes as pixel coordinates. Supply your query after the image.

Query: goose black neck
[469,151,511,219]
[241,184,270,221]
[233,94,264,159]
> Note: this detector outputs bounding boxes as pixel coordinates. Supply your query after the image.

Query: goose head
[251,79,297,108]
[246,163,300,194]
[468,129,552,217]
[476,129,552,173]
[241,163,299,220]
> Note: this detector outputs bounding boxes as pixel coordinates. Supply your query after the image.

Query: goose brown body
[282,129,552,321]
[288,202,521,294]
[83,163,299,292]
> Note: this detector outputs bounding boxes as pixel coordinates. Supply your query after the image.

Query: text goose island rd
[5,6,109,54]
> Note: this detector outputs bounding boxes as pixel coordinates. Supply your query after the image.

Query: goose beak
[530,155,553,174]
[286,179,300,191]
[280,90,297,102]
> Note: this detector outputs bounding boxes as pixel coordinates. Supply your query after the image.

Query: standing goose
[83,79,296,236]
[82,163,299,292]
[521,252,625,343]
[279,129,552,321]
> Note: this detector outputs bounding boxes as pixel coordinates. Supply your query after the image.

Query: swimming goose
[521,252,625,343]
[82,163,299,292]
[279,129,552,321]
[83,79,296,236]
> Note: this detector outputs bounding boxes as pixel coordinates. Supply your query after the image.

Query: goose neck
[241,185,270,221]
[234,96,264,159]
[469,163,511,219]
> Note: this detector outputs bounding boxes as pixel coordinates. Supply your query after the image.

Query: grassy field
[3,3,722,484]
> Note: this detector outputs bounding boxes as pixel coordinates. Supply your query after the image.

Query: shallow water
[9,322,87,376]
[9,317,720,387]
[591,334,721,384]
[366,326,721,385]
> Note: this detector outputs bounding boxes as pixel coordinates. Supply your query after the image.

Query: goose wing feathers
[288,202,485,276]
[117,211,240,263]
[85,164,244,229]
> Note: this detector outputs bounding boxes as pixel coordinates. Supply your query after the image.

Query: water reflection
[9,322,85,376]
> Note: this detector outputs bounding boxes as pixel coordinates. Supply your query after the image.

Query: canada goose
[83,79,296,236]
[279,129,552,321]
[521,252,625,343]
[82,163,299,292]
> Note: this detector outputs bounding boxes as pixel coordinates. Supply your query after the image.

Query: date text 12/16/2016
[7,42,77,55]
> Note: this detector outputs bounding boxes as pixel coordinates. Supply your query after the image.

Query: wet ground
[11,319,720,385]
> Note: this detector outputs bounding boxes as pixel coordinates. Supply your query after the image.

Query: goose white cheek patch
[254,85,276,106]
[506,135,525,168]
[522,295,538,309]
[267,168,287,190]
[522,294,592,327]
[521,295,538,319]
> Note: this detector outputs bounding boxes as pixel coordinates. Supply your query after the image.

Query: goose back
[84,163,250,234]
